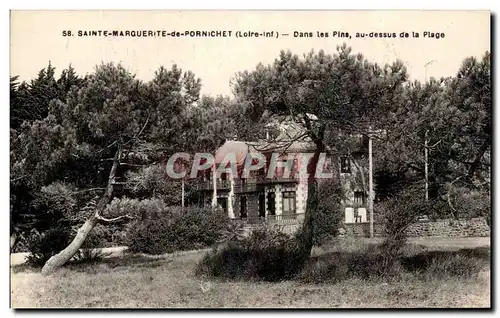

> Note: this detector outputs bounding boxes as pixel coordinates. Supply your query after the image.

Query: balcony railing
[231,213,305,226]
[254,174,300,184]
[233,180,261,193]
[192,179,231,191]
[192,175,299,192]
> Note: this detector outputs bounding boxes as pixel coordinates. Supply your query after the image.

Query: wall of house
[342,217,490,238]
[275,184,283,215]
[234,192,260,218]
[263,183,302,216]
[296,177,308,215]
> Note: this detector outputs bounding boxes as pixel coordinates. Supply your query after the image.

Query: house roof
[214,116,317,167]
[214,140,250,166]
[214,139,316,167]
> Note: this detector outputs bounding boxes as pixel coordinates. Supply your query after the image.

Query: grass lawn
[10,237,491,308]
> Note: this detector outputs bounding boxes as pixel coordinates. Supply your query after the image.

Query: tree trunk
[467,137,490,181]
[41,217,98,275]
[296,147,323,262]
[41,148,121,275]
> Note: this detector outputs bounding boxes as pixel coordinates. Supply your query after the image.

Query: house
[192,120,373,231]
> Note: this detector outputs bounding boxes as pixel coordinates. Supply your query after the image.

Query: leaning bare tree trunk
[41,148,122,275]
[41,218,99,275]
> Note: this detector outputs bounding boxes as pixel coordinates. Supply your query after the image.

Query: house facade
[192,134,372,230]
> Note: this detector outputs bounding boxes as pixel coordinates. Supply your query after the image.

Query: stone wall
[343,217,490,238]
[405,217,490,237]
[343,222,384,237]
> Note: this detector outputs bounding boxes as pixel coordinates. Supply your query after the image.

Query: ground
[10,237,491,308]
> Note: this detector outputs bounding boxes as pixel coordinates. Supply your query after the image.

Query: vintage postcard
[10,10,491,309]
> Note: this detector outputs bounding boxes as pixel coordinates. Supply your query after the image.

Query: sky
[10,10,490,97]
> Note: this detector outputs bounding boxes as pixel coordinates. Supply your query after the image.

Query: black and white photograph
[9,10,491,309]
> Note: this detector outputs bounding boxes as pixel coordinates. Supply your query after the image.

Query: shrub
[217,222,247,244]
[25,226,72,267]
[377,188,432,265]
[313,179,343,245]
[299,244,490,284]
[425,255,485,278]
[80,222,132,248]
[105,197,167,220]
[195,225,304,282]
[299,245,404,284]
[401,248,490,278]
[447,185,490,220]
[127,206,228,255]
[71,248,112,265]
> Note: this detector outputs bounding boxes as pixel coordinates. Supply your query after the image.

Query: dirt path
[10,246,129,266]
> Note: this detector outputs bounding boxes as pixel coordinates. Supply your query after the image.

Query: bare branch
[96,140,118,154]
[119,162,157,167]
[96,214,134,224]
[429,139,443,148]
[250,132,308,153]
[10,175,27,182]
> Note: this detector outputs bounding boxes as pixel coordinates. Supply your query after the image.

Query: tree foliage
[232,45,409,258]
[374,51,490,219]
[10,48,491,272]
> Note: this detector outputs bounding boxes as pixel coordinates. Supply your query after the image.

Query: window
[282,191,296,215]
[267,192,276,215]
[240,196,247,218]
[354,191,365,206]
[340,157,351,173]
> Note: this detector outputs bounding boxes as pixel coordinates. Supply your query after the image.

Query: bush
[376,188,432,264]
[71,248,112,264]
[447,185,490,220]
[425,255,485,278]
[105,197,167,220]
[299,245,489,284]
[79,224,126,248]
[401,248,490,278]
[299,245,404,284]
[195,225,304,282]
[25,226,72,267]
[313,179,343,245]
[23,182,79,265]
[127,206,228,255]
